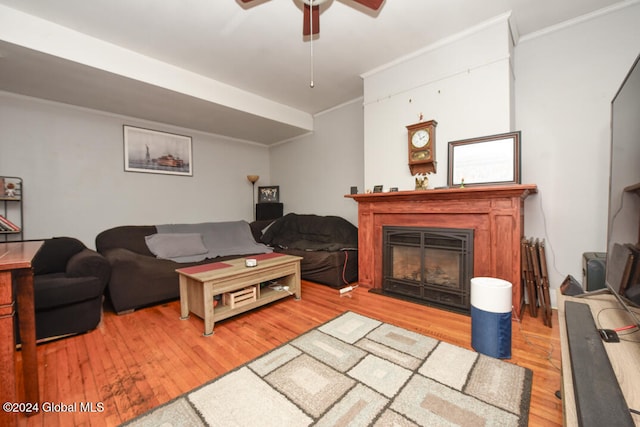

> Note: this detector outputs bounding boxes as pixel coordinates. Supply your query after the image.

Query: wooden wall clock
[407,120,437,175]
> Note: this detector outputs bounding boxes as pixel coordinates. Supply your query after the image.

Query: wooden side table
[0,241,42,426]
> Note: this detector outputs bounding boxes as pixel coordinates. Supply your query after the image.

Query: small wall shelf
[0,176,23,241]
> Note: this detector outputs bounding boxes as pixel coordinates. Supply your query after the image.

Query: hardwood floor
[16,281,563,426]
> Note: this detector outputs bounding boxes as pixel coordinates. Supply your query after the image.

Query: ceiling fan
[240,0,384,36]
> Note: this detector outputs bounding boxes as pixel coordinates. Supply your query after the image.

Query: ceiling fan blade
[303,4,320,36]
[239,0,256,3]
[352,0,384,10]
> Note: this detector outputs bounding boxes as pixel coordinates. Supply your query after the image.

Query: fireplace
[346,184,537,318]
[381,226,474,314]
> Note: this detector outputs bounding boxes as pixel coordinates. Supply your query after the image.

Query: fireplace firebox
[381,226,474,314]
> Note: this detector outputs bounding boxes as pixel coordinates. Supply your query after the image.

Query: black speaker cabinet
[256,203,283,221]
[583,252,607,291]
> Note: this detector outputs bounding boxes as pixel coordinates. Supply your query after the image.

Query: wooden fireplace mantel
[346,184,537,318]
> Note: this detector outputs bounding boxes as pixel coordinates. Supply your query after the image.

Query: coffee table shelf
[176,254,302,336]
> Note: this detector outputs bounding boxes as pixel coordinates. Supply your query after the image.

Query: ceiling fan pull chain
[309,0,315,88]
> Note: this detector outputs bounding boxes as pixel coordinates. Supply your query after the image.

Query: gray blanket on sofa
[155,220,272,262]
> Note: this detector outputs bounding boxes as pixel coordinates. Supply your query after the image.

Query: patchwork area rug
[123,312,532,427]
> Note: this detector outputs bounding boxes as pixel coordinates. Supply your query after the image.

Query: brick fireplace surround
[346,184,537,318]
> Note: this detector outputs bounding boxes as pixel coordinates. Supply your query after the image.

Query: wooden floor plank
[16,281,562,426]
[86,326,120,427]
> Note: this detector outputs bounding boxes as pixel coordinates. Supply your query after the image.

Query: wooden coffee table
[176,253,302,336]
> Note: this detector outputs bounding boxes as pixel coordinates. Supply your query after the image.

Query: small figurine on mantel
[415,174,429,190]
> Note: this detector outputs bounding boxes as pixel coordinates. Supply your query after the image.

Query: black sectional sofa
[96,215,358,314]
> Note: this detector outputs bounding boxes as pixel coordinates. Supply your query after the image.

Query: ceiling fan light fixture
[240,0,385,87]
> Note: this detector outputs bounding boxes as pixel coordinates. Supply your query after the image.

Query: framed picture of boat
[123,125,193,176]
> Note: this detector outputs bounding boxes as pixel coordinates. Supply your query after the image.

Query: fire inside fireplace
[381,226,474,314]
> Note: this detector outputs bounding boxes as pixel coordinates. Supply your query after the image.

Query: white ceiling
[0,0,626,144]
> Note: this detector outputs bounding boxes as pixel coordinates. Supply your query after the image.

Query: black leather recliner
[16,237,111,342]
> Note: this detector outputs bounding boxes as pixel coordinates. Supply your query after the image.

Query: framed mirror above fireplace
[447,131,521,187]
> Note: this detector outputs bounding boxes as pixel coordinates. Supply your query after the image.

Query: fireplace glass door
[383,226,474,313]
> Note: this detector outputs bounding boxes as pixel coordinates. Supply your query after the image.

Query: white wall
[516,2,640,305]
[357,4,640,307]
[0,92,270,248]
[269,99,364,226]
[362,15,514,191]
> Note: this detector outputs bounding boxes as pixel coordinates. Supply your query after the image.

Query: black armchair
[16,237,111,342]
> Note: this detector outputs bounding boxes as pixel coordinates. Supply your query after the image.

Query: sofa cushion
[250,219,277,242]
[96,225,158,256]
[34,274,104,310]
[33,237,86,275]
[274,247,358,288]
[261,213,358,251]
[145,233,208,262]
[66,248,112,286]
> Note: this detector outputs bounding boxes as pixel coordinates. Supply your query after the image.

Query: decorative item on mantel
[415,174,429,190]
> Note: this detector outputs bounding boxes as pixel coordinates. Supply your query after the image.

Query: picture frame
[258,186,280,203]
[447,131,521,187]
[373,185,384,193]
[124,125,192,176]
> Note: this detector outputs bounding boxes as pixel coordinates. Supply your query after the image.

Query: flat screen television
[605,52,640,327]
